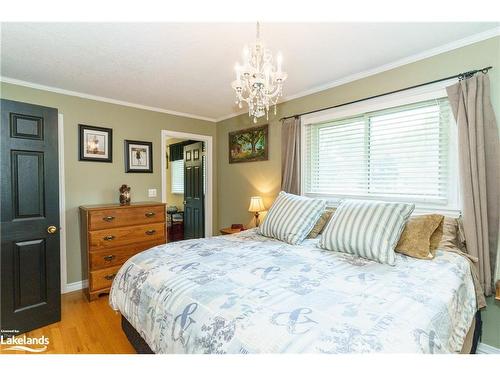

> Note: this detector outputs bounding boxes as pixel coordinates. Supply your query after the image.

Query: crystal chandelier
[231,22,288,123]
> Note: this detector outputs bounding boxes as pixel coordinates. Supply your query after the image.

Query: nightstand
[220,227,246,235]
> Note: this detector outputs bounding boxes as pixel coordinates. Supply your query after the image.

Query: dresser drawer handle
[103,255,115,262]
[103,235,115,241]
[145,229,156,235]
[103,216,115,222]
[145,212,156,218]
[104,274,116,280]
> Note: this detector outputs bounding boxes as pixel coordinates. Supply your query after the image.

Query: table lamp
[248,196,265,227]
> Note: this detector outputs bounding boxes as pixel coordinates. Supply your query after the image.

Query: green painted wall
[0,83,218,283]
[216,36,500,348]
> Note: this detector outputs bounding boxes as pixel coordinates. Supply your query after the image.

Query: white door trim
[58,114,68,294]
[161,130,213,237]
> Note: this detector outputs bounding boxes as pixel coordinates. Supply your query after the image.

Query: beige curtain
[281,116,301,195]
[446,73,500,296]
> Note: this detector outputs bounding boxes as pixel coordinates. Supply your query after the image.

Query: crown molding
[215,26,500,123]
[0,76,217,123]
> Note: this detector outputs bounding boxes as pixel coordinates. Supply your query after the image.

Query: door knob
[47,225,57,234]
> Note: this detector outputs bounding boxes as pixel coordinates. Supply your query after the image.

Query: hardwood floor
[0,291,136,354]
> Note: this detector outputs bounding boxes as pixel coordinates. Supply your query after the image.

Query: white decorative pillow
[258,191,326,245]
[319,199,414,265]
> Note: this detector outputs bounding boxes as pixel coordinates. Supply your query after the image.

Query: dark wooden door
[183,142,204,239]
[1,99,61,335]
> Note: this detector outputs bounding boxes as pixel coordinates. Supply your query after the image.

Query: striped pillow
[319,199,414,265]
[258,191,326,245]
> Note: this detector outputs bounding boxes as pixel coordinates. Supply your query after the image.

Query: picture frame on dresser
[78,124,113,162]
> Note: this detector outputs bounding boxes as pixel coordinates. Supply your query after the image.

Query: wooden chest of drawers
[80,202,166,301]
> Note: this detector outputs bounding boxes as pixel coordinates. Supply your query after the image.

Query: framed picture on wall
[78,124,113,162]
[124,140,153,173]
[228,124,269,163]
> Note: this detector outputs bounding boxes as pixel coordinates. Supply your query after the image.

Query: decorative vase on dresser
[79,202,166,301]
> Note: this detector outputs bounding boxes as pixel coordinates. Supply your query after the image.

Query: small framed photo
[124,140,153,173]
[79,124,113,162]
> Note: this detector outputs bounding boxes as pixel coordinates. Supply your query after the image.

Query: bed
[109,228,478,354]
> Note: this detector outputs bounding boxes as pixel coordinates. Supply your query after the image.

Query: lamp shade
[248,196,265,213]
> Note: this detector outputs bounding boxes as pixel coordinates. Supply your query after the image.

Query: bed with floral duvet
[109,228,477,354]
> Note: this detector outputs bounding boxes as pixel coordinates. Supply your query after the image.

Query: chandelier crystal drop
[231,22,287,123]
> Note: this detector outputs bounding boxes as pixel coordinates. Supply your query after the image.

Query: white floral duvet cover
[109,229,476,354]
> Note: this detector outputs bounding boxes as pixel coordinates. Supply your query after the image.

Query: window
[171,160,184,194]
[303,95,458,212]
[202,142,206,195]
[203,154,206,195]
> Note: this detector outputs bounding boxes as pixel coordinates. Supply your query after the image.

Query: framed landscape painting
[228,124,268,164]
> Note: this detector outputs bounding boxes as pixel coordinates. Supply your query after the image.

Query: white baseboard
[477,342,500,354]
[62,279,88,294]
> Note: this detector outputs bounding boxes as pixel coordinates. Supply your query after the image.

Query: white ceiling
[1,22,498,121]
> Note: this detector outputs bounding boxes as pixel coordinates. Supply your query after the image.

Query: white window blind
[304,97,455,208]
[203,154,206,195]
[202,142,206,195]
[171,160,184,194]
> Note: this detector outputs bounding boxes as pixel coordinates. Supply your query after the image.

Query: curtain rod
[280,66,493,121]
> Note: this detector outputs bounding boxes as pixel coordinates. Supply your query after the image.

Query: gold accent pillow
[429,217,444,251]
[439,216,459,248]
[307,207,336,238]
[436,216,465,251]
[395,214,444,259]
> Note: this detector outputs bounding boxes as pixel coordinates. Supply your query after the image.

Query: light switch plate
[148,188,157,198]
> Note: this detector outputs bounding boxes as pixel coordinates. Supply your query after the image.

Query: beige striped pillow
[319,199,414,265]
[258,191,326,245]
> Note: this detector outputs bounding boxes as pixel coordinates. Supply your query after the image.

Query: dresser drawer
[89,240,163,269]
[89,265,122,291]
[88,205,165,230]
[89,222,166,251]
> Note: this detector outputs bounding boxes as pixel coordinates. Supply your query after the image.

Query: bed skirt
[120,312,482,354]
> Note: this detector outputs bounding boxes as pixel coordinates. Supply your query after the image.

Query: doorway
[161,130,213,240]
